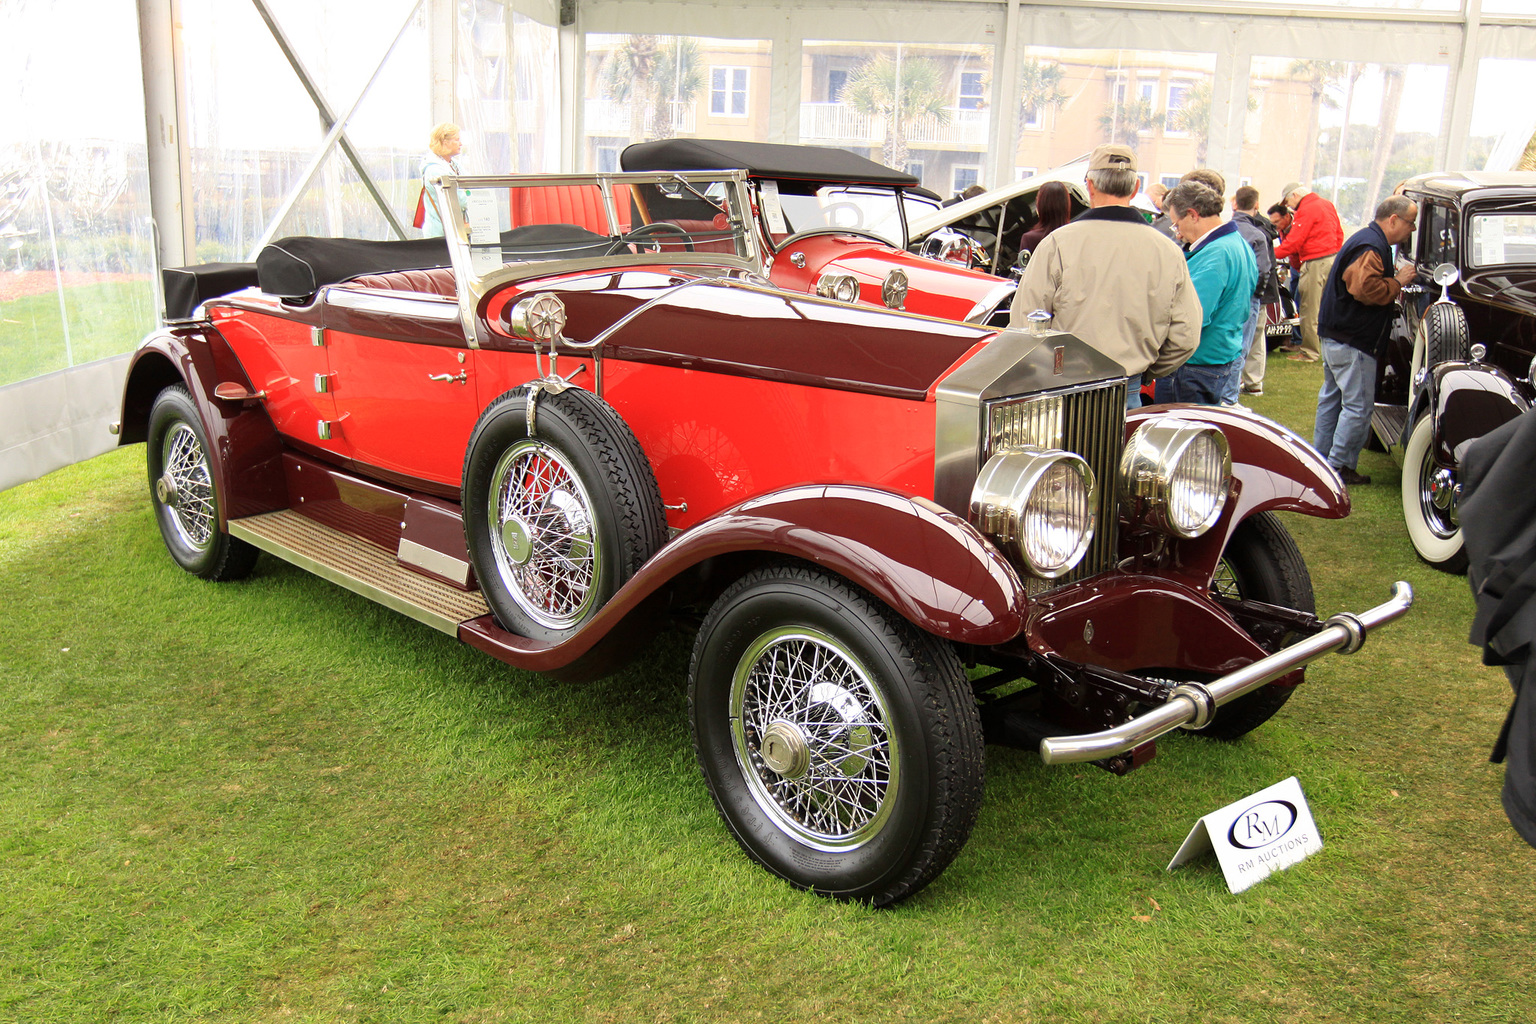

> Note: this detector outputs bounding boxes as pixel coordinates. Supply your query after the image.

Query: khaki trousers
[1242,306,1267,389]
[1298,256,1334,358]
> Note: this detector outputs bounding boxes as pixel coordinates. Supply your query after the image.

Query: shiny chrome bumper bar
[1038,581,1415,765]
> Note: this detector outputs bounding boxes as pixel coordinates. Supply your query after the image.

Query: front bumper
[1038,582,1414,764]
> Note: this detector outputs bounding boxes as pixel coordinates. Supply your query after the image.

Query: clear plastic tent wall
[1,0,157,489]
[2,0,1534,491]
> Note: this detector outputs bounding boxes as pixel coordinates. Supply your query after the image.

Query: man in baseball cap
[1011,143,1199,408]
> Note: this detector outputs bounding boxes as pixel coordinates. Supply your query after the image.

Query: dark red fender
[1127,404,1349,590]
[1022,572,1290,682]
[118,328,289,528]
[460,483,1028,673]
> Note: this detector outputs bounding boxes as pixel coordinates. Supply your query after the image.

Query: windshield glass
[760,184,934,248]
[436,172,756,286]
[1469,211,1536,267]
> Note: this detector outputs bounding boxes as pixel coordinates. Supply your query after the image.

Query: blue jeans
[1126,374,1144,410]
[1313,338,1378,471]
[1156,357,1242,406]
[1223,297,1263,404]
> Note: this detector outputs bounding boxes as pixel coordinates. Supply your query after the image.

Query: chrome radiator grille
[984,380,1127,590]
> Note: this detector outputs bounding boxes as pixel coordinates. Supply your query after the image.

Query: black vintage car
[1370,172,1536,572]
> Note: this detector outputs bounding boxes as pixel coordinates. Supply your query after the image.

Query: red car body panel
[767,234,1001,323]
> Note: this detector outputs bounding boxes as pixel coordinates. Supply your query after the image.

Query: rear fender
[119,328,288,527]
[1430,362,1530,465]
[1127,405,1348,587]
[462,483,1029,676]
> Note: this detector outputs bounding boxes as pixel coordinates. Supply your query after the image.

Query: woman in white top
[420,122,462,238]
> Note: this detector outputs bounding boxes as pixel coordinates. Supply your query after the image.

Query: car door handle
[427,371,467,384]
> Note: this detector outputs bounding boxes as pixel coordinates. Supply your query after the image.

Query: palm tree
[844,52,951,171]
[601,35,660,144]
[1016,58,1066,133]
[1287,59,1346,189]
[1167,80,1257,167]
[1098,97,1159,154]
[649,37,704,139]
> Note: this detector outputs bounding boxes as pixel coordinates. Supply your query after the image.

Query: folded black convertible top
[620,139,918,187]
[257,236,452,299]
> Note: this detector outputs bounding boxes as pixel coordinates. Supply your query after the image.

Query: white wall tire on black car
[1400,412,1467,574]
[688,564,985,905]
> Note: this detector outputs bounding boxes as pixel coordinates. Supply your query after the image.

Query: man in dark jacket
[1460,408,1536,850]
[1311,195,1417,486]
[1226,186,1280,402]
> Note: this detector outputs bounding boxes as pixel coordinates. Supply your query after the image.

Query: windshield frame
[751,179,931,252]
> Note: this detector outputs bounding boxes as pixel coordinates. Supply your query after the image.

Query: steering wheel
[820,201,865,230]
[609,221,695,255]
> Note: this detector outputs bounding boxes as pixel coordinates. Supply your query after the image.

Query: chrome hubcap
[487,439,600,630]
[730,627,897,851]
[1419,453,1459,539]
[159,421,215,550]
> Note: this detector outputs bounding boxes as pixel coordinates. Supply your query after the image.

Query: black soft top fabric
[257,236,452,299]
[162,263,261,320]
[621,139,918,187]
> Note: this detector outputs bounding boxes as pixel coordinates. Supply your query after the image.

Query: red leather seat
[345,266,457,296]
[510,184,631,235]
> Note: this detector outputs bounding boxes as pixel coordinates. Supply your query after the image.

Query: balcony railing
[798,103,988,148]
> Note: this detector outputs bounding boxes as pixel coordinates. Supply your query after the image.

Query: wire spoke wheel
[689,565,984,905]
[159,421,216,551]
[145,385,259,582]
[731,626,898,850]
[487,439,600,631]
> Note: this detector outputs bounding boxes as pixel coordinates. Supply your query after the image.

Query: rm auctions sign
[1167,776,1323,893]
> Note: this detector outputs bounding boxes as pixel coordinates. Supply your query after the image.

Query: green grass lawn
[1,353,1531,1023]
[0,281,155,387]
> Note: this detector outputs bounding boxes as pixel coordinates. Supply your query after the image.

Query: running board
[1371,404,1410,460]
[228,510,489,636]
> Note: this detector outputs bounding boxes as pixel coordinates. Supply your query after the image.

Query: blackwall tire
[146,385,259,581]
[1203,512,1314,740]
[462,386,666,643]
[688,564,985,906]
[1424,301,1470,366]
[1400,412,1468,574]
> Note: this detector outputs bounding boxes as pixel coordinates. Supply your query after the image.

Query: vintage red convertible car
[114,168,1411,905]
[619,138,1019,327]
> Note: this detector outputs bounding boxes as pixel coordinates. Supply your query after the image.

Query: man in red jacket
[1274,182,1343,363]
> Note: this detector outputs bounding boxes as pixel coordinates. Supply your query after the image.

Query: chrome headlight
[971,446,1096,578]
[1118,420,1231,538]
[815,270,861,304]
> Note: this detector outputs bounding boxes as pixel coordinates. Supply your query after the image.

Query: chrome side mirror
[1432,262,1459,304]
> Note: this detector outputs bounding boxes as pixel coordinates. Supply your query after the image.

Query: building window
[1138,78,1157,105]
[828,68,848,103]
[959,71,985,111]
[1015,166,1038,180]
[905,160,925,183]
[1165,81,1192,134]
[594,144,621,172]
[1160,174,1181,189]
[952,165,980,194]
[711,67,749,117]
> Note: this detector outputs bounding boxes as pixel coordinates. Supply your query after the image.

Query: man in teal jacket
[1154,180,1258,405]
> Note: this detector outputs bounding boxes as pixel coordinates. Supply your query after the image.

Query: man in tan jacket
[1010,144,1201,406]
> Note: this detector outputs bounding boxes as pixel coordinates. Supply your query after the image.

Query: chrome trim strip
[962,281,1017,325]
[1038,582,1415,764]
[326,286,462,321]
[397,537,472,588]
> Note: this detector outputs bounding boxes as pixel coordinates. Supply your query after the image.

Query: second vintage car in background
[1371,171,1536,573]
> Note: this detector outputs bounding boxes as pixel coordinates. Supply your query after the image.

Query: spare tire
[462,386,667,643]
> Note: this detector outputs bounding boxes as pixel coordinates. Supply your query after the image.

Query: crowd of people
[1010,143,1408,489]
